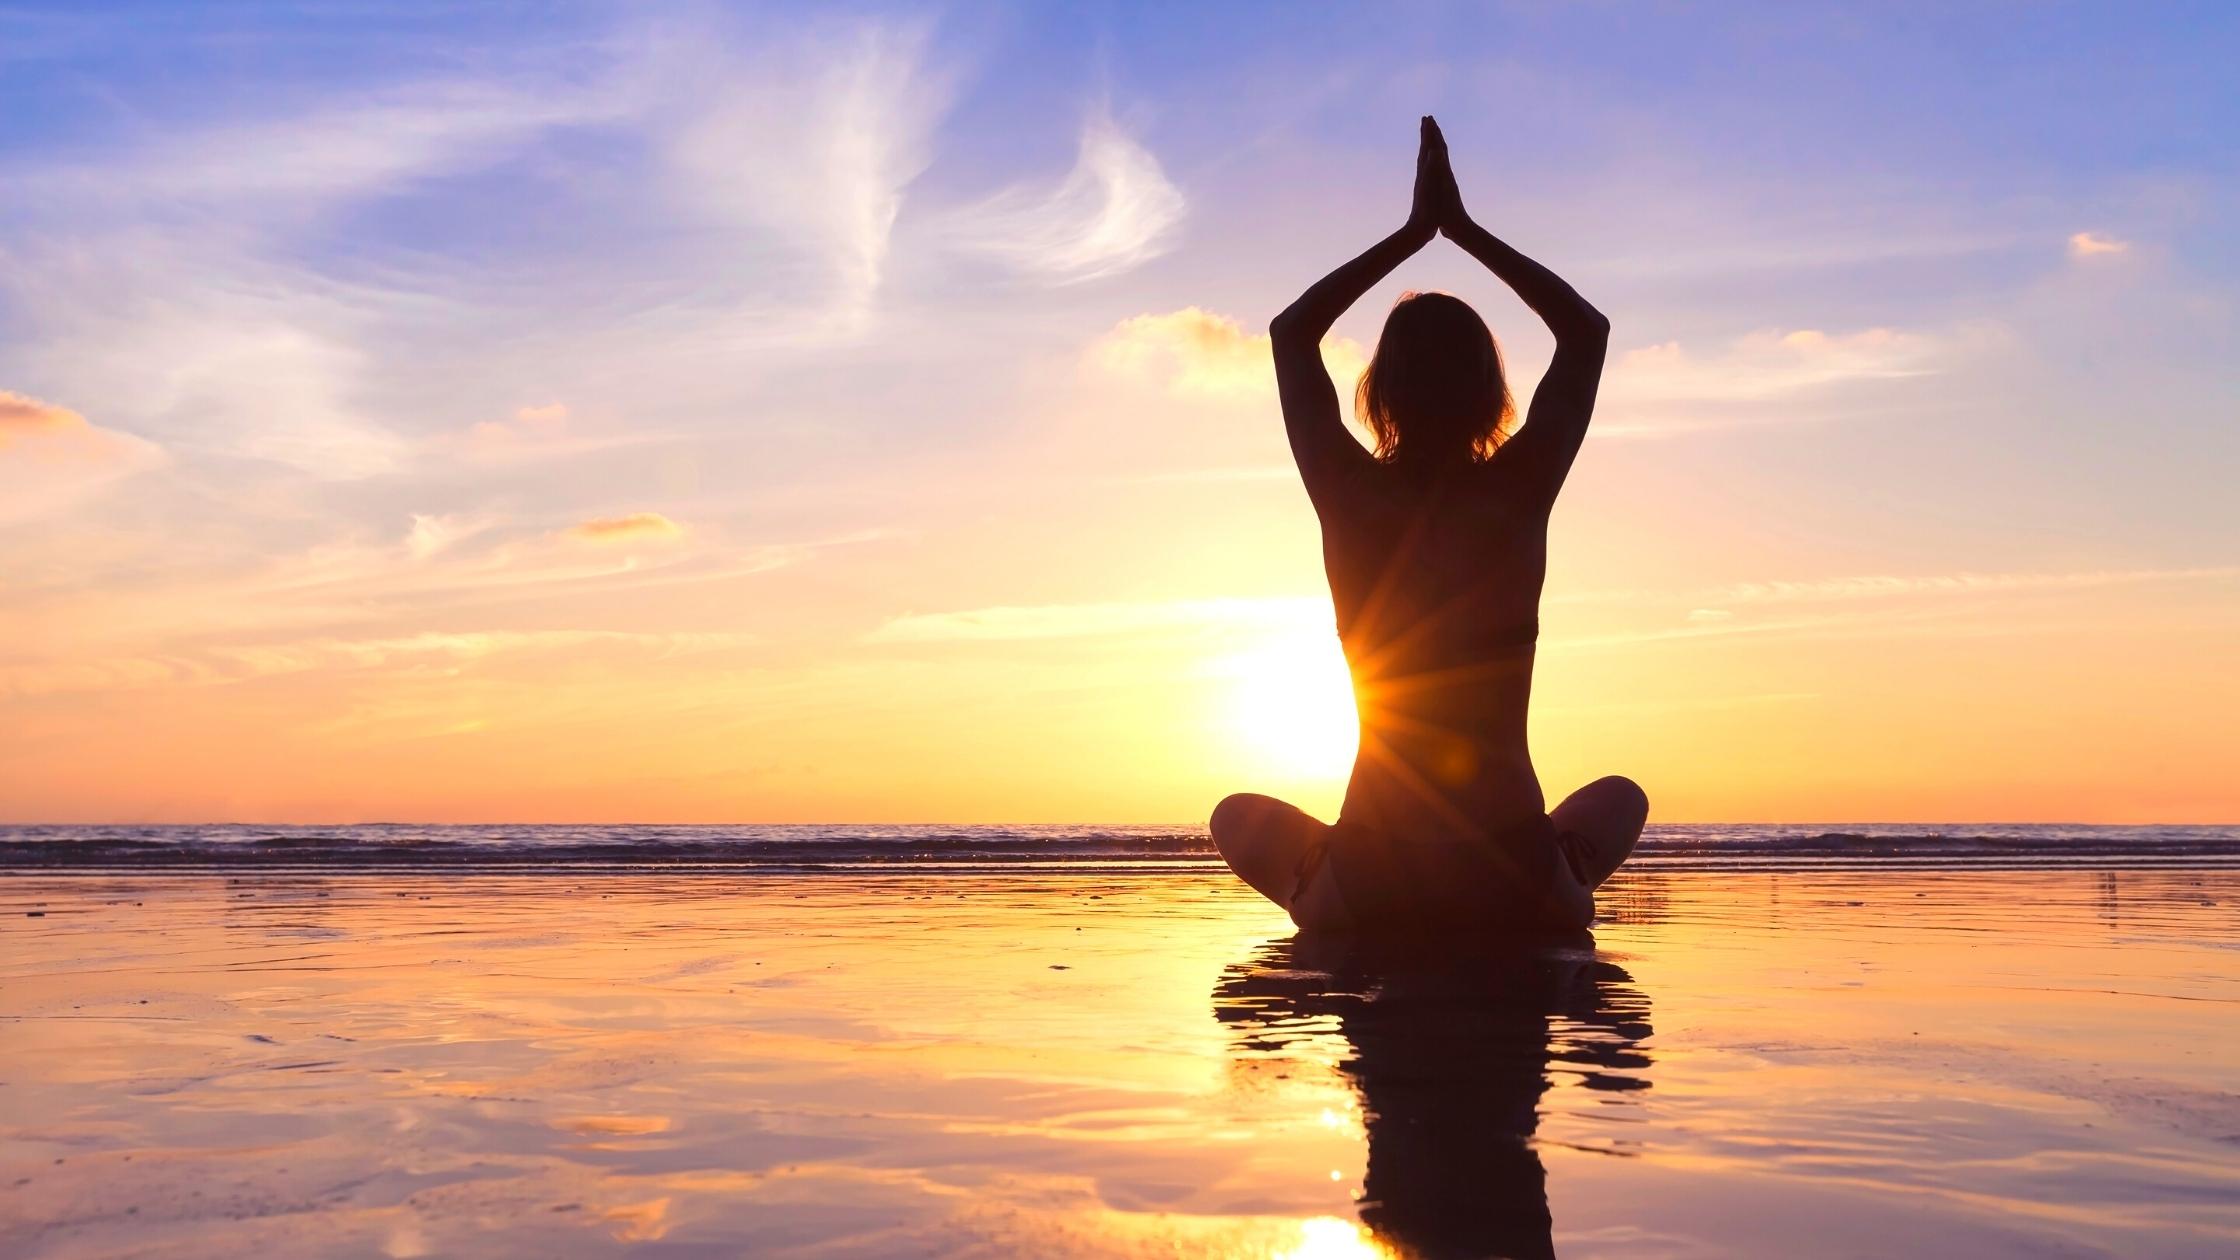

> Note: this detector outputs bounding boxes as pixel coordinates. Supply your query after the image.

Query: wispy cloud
[2068,230,2130,258]
[1093,307,1367,396]
[462,402,568,452]
[0,629,757,699]
[0,15,954,490]
[207,629,752,678]
[861,567,2240,653]
[949,107,1186,283]
[566,512,686,545]
[0,390,84,445]
[441,402,661,464]
[0,517,886,683]
[0,75,630,480]
[1592,325,1981,438]
[1542,566,2240,653]
[4,285,407,477]
[866,596,1326,644]
[1713,566,2239,604]
[668,18,950,331]
[0,389,163,522]
[1608,327,1938,404]
[34,81,621,212]
[1539,690,1822,716]
[1561,565,2240,611]
[405,513,496,561]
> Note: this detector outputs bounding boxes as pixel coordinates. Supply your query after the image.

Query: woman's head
[1355,291,1514,465]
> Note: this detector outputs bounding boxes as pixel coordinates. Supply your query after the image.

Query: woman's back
[1319,459,1551,842]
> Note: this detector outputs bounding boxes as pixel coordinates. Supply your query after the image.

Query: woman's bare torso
[1321,459,1550,842]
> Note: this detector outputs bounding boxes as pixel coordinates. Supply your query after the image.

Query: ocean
[3,821,2234,871]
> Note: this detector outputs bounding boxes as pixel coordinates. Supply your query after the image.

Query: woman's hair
[1354,291,1515,464]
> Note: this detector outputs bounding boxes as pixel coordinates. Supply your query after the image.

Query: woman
[1210,117,1647,935]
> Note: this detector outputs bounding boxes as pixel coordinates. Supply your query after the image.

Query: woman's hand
[1409,115,1467,238]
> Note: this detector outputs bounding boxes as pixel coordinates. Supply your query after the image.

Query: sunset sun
[1215,627,1362,781]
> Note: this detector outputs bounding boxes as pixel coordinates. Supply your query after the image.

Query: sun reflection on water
[1216,936,1655,1259]
[1274,1214,1390,1259]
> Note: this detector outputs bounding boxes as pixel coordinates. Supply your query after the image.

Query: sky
[1,2,2235,824]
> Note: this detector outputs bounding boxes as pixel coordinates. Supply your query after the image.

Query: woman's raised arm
[1432,119,1610,504]
[1268,119,1448,500]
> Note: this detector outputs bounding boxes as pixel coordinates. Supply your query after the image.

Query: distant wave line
[3,822,2236,871]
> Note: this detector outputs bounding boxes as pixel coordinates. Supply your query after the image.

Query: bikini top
[1338,615,1540,664]
[1475,616,1540,657]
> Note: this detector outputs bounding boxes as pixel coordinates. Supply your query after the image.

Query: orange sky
[5,314,2232,823]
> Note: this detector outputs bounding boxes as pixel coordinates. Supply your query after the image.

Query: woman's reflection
[1214,935,1653,1259]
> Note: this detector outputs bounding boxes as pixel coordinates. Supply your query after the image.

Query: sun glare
[1275,1216,1387,1259]
[1214,626,1361,780]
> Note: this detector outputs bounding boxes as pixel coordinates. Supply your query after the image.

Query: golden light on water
[1274,1215,1388,1259]
[1214,626,1362,781]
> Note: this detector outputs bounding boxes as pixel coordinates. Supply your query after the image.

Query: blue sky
[1,2,2235,821]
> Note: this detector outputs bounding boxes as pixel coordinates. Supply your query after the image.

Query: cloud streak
[0,630,758,699]
[860,568,2239,653]
[1607,327,1939,404]
[568,512,686,544]
[669,18,949,331]
[1712,566,2239,604]
[950,108,1185,282]
[0,389,163,522]
[2068,230,2130,258]
[405,513,495,561]
[866,596,1326,644]
[1093,307,1367,396]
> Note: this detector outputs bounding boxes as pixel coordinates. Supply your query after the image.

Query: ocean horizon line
[6,821,2236,872]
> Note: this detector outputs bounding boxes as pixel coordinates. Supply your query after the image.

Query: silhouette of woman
[1211,117,1646,934]
[1214,936,1655,1259]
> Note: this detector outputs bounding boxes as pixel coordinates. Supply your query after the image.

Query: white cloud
[35,82,621,213]
[668,19,950,331]
[949,107,1186,283]
[4,209,410,481]
[404,513,495,561]
[0,629,758,699]
[1093,307,1367,396]
[105,311,404,477]
[464,402,569,454]
[566,512,686,545]
[0,71,641,478]
[0,389,163,522]
[0,389,84,447]
[2068,231,2130,259]
[0,19,955,486]
[208,629,750,677]
[1608,327,1938,404]
[435,402,671,465]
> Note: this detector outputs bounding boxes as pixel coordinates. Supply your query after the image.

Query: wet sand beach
[3,866,2235,1258]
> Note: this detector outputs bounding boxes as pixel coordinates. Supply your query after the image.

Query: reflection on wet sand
[1216,936,1653,1259]
[5,870,2233,1257]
